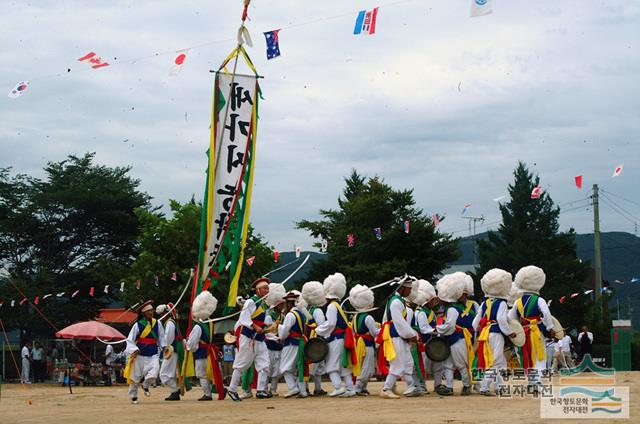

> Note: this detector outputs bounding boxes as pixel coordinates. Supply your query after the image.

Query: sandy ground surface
[1,372,638,424]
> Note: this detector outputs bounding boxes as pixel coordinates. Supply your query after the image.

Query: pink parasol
[56,321,126,341]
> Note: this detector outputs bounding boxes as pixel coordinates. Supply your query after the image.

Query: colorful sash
[516,295,546,369]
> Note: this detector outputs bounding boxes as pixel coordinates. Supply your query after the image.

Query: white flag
[612,164,623,177]
[295,246,301,258]
[321,239,328,253]
[104,285,110,294]
[169,50,189,76]
[42,294,53,300]
[56,292,65,297]
[120,282,125,292]
[470,0,493,18]
[492,195,507,202]
[8,81,28,98]
[11,300,16,307]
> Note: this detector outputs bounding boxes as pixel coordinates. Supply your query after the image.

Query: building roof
[97,308,137,324]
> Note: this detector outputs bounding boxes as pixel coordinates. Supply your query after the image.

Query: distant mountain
[451,231,640,327]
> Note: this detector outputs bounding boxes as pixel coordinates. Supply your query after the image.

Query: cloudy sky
[2,0,639,252]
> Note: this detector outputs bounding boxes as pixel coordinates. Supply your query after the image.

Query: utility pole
[593,184,603,306]
[462,215,485,264]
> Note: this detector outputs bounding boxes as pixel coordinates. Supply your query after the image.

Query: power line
[601,193,640,222]
[601,189,640,209]
[600,196,638,226]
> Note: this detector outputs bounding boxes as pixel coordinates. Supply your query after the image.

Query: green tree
[122,199,275,316]
[475,162,590,331]
[297,170,459,288]
[0,154,150,339]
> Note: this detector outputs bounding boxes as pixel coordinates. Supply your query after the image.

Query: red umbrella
[56,321,126,341]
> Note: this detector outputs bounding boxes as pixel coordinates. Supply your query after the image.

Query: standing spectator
[104,344,116,386]
[32,342,46,382]
[21,341,32,384]
[577,325,594,363]
[560,334,575,368]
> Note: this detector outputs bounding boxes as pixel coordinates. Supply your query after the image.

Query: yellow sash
[461,300,476,317]
[477,299,495,369]
[381,298,407,362]
[332,301,351,329]
[351,314,366,377]
[183,322,214,380]
[516,298,546,362]
[124,319,157,384]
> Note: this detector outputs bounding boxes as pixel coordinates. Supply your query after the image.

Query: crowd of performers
[123,265,561,404]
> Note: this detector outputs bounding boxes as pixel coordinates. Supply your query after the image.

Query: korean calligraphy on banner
[197,67,260,311]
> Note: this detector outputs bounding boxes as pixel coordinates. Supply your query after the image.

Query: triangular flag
[246,256,256,266]
[34,296,39,305]
[575,175,583,189]
[171,272,177,281]
[570,292,579,299]
[42,294,53,300]
[492,195,507,202]
[373,227,382,240]
[56,292,65,297]
[404,220,410,234]
[89,287,95,297]
[295,246,301,258]
[11,300,16,307]
[0,301,3,308]
[347,234,355,247]
[120,282,125,292]
[169,50,189,76]
[470,0,493,18]
[274,250,280,262]
[20,297,28,305]
[71,290,80,298]
[462,204,472,214]
[583,289,593,295]
[531,186,542,199]
[104,285,109,294]
[154,275,159,287]
[432,213,440,227]
[321,239,328,252]
[136,279,141,290]
[630,277,640,284]
[547,299,553,307]
[612,164,623,177]
[559,296,566,304]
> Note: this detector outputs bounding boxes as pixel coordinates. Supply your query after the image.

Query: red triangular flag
[171,272,177,281]
[559,296,566,304]
[432,213,440,226]
[246,256,256,266]
[19,297,28,305]
[570,292,579,299]
[574,175,583,189]
[34,296,39,305]
[89,287,94,297]
[273,251,280,262]
[135,279,141,290]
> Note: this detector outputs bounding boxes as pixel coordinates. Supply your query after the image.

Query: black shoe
[313,389,328,396]
[131,397,139,404]
[227,391,242,402]
[436,386,454,396]
[143,387,151,397]
[165,391,180,401]
[461,386,472,396]
[256,390,273,399]
[197,395,213,401]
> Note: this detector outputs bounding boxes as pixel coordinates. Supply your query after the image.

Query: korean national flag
[470,0,493,18]
[264,29,281,60]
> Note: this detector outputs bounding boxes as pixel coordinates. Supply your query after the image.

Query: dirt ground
[1,372,637,424]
